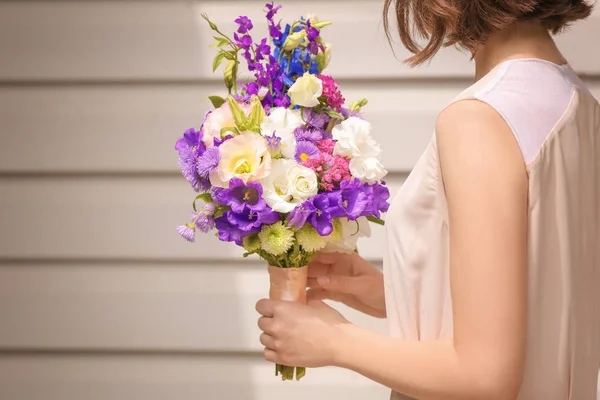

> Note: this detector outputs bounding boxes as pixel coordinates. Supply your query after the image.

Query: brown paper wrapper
[268,265,308,304]
[267,265,308,381]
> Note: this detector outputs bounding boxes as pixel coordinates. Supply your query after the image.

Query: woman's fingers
[257,316,273,334]
[306,288,330,302]
[259,332,275,349]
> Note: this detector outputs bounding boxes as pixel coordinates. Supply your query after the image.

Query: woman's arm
[332,100,529,399]
[256,100,528,399]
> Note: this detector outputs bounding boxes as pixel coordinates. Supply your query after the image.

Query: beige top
[384,59,600,399]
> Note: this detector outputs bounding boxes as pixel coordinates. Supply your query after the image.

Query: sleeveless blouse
[383,59,600,399]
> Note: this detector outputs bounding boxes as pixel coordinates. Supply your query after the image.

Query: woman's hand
[307,251,386,318]
[255,298,350,368]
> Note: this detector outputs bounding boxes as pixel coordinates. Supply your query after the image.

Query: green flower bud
[283,30,308,51]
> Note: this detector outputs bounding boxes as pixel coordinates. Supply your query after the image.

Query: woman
[256,0,600,398]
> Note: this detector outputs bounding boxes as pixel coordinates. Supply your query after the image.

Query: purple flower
[287,195,333,236]
[363,183,390,219]
[303,108,331,130]
[192,202,217,233]
[255,38,271,60]
[294,126,323,142]
[295,141,320,163]
[235,16,253,34]
[197,146,220,179]
[265,2,282,21]
[327,179,370,220]
[225,204,280,232]
[265,133,281,149]
[215,178,267,212]
[215,216,258,246]
[176,224,196,243]
[234,33,253,50]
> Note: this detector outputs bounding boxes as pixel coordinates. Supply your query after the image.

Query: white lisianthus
[260,107,304,159]
[209,131,271,188]
[288,73,323,108]
[322,217,371,253]
[349,156,388,184]
[332,117,382,159]
[260,159,318,213]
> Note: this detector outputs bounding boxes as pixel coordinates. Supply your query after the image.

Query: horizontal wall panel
[0,83,460,174]
[0,263,387,351]
[0,1,598,82]
[0,0,471,81]
[0,354,389,400]
[0,176,402,261]
[2,81,599,174]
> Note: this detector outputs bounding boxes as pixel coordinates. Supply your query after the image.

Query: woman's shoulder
[440,58,583,165]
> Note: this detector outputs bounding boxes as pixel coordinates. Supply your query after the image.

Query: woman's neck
[473,21,567,81]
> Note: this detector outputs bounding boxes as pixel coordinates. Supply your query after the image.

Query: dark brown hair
[383,0,595,66]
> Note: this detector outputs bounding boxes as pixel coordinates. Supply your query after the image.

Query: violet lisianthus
[327,178,370,220]
[287,194,333,236]
[215,178,268,213]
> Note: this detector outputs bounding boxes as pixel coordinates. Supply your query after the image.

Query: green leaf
[210,36,230,48]
[221,51,236,61]
[208,95,226,109]
[192,193,214,212]
[224,60,237,92]
[227,95,249,130]
[366,215,386,226]
[326,110,345,120]
[212,52,227,72]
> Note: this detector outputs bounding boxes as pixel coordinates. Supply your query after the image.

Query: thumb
[317,274,362,295]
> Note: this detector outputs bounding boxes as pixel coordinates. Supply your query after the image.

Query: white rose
[322,217,371,253]
[260,159,319,213]
[332,117,382,159]
[260,107,304,159]
[350,156,388,184]
[288,73,323,108]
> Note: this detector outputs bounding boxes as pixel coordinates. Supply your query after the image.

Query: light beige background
[0,1,598,399]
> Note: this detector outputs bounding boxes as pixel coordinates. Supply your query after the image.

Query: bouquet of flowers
[175,2,390,381]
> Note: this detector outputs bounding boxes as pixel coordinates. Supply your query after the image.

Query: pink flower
[317,75,345,111]
[303,152,351,192]
[201,102,252,148]
[316,138,336,154]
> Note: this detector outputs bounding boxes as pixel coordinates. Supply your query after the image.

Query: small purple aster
[294,126,323,142]
[235,16,253,34]
[295,141,320,164]
[192,202,217,233]
[303,108,331,130]
[197,146,220,179]
[176,224,196,243]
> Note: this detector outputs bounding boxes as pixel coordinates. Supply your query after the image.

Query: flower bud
[283,30,308,51]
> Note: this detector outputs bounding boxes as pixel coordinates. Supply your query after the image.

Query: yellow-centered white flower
[260,159,318,213]
[210,131,271,188]
[288,73,323,108]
